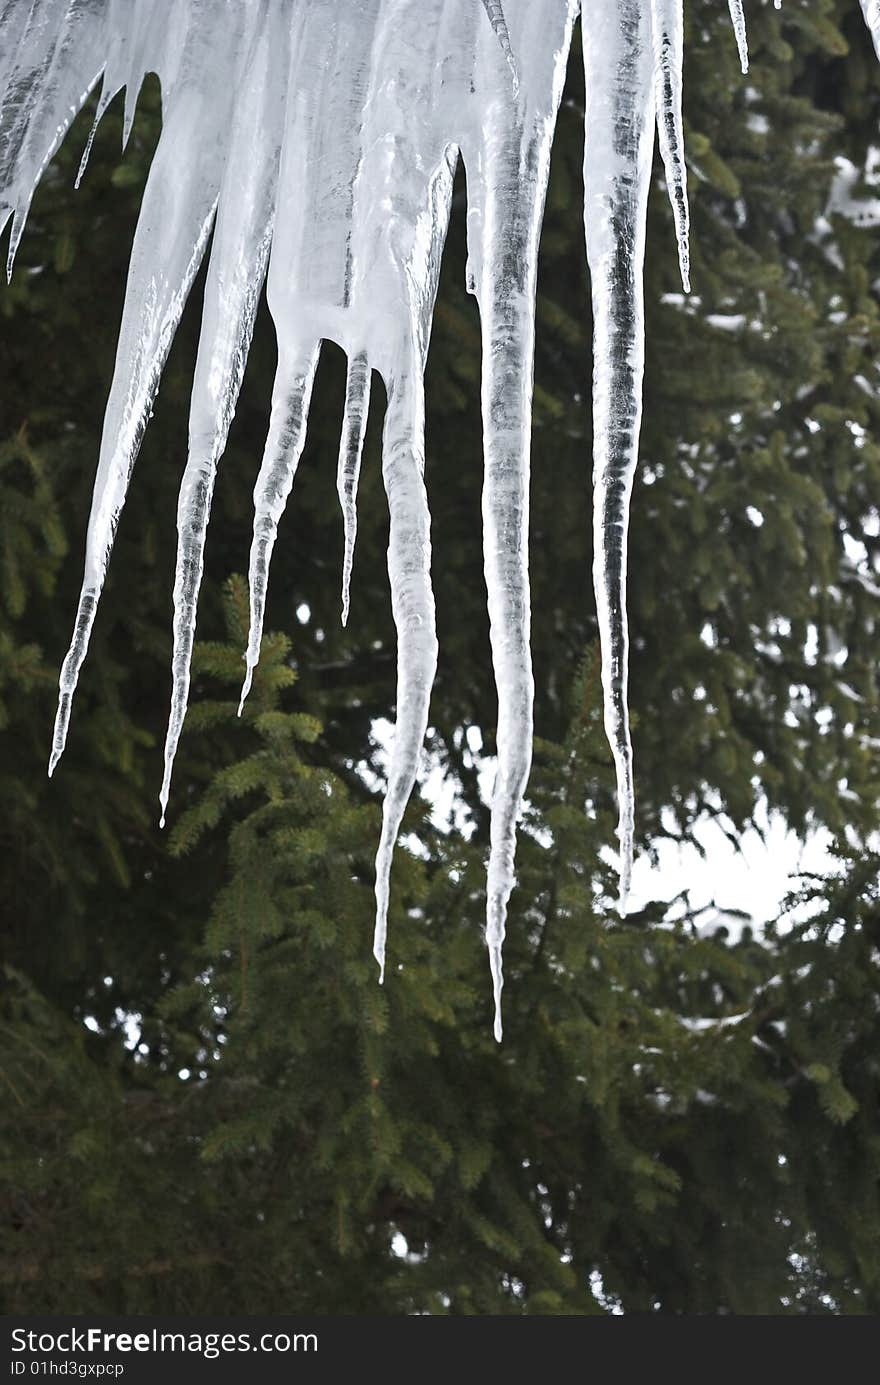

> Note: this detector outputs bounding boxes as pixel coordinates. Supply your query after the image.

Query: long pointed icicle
[48,85,229,777]
[479,226,536,1042]
[475,69,573,1038]
[372,365,438,985]
[650,0,690,292]
[74,89,110,190]
[358,3,457,986]
[726,1,749,75]
[159,14,284,824]
[239,345,321,713]
[337,351,371,627]
[582,0,656,910]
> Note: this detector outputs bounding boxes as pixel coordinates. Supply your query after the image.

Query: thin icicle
[726,0,749,75]
[473,3,576,1041]
[48,188,219,778]
[480,0,519,91]
[582,0,656,911]
[48,16,242,775]
[160,8,285,823]
[355,6,457,985]
[109,0,185,154]
[372,365,438,986]
[239,345,320,714]
[70,0,164,188]
[480,237,536,1041]
[650,0,690,292]
[74,88,108,189]
[337,351,371,627]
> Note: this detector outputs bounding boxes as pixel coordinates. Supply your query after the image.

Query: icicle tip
[489,941,503,1043]
[47,689,75,779]
[237,663,254,717]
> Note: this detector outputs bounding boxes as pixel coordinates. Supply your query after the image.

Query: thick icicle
[337,351,371,627]
[239,346,320,713]
[650,0,690,292]
[48,16,242,775]
[159,6,286,822]
[582,0,656,910]
[726,0,749,75]
[372,364,438,985]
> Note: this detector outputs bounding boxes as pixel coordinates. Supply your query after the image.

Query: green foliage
[0,3,878,1314]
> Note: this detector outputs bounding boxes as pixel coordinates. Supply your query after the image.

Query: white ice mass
[1,1,878,1038]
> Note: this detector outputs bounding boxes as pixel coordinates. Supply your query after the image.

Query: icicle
[49,195,220,775]
[726,1,749,75]
[71,0,167,187]
[74,90,108,189]
[649,0,690,292]
[480,0,519,92]
[72,0,144,189]
[239,345,320,714]
[49,18,241,775]
[860,1,880,60]
[1,0,106,277]
[160,5,285,822]
[350,3,457,984]
[106,0,188,155]
[470,3,576,1041]
[582,0,656,911]
[479,209,536,1040]
[372,363,438,986]
[337,351,371,627]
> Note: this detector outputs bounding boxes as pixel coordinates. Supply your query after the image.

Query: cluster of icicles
[2,1,878,1039]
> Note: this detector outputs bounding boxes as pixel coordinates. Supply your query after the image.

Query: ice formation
[1,1,877,1038]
